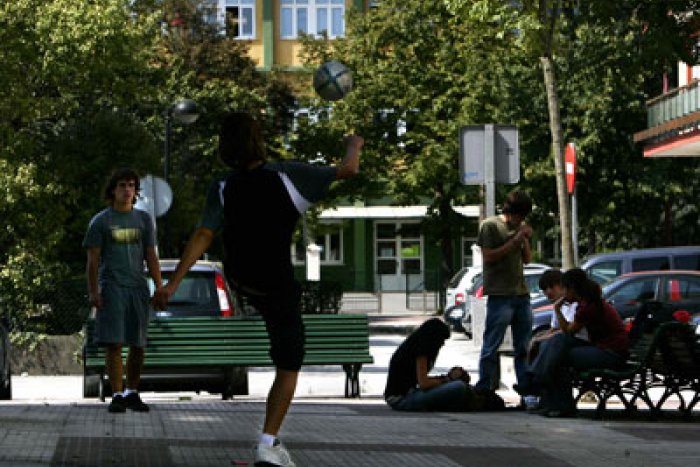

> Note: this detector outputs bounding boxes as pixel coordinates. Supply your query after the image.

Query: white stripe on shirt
[279,172,311,214]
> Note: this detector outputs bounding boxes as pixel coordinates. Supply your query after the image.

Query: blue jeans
[475,295,532,391]
[530,333,624,411]
[390,381,473,412]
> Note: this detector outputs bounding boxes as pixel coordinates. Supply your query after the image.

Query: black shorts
[241,281,305,371]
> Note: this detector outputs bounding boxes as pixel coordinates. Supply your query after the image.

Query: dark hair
[561,268,602,307]
[502,190,532,216]
[104,168,140,205]
[218,112,267,169]
[539,269,563,290]
[400,318,450,370]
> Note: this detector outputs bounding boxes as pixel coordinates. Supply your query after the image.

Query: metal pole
[572,186,579,266]
[484,124,496,217]
[162,113,172,258]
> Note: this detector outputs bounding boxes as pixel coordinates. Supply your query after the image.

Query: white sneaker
[254,441,296,467]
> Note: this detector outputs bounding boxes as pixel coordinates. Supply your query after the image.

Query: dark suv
[83,259,245,398]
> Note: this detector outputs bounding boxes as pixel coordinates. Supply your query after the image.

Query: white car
[445,266,483,311]
[459,263,551,337]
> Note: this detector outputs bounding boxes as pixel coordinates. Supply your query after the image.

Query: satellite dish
[135,175,173,218]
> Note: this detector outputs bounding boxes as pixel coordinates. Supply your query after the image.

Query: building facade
[205,0,372,70]
[634,60,700,157]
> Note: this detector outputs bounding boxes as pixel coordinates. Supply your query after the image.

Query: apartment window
[225,0,255,39]
[281,0,345,39]
[292,226,344,265]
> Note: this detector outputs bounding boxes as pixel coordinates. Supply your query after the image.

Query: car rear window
[674,254,700,271]
[525,273,545,296]
[147,271,220,314]
[586,260,622,284]
[631,256,670,272]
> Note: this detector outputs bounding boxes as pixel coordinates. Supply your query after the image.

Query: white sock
[112,391,123,398]
[259,433,277,447]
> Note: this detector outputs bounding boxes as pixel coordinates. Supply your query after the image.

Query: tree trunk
[540,55,575,269]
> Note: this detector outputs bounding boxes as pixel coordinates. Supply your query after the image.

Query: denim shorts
[95,282,150,348]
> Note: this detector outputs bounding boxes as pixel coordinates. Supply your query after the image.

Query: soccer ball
[313,60,353,101]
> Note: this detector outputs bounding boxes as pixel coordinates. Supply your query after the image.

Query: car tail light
[455,292,465,304]
[475,286,484,298]
[215,273,233,317]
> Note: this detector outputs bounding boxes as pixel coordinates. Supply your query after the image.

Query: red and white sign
[565,143,576,194]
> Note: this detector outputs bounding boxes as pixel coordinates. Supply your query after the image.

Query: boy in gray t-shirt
[83,168,162,414]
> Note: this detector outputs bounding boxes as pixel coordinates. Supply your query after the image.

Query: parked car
[581,246,700,285]
[531,270,700,336]
[459,263,552,337]
[83,259,244,398]
[146,259,237,318]
[445,265,483,311]
[0,319,10,400]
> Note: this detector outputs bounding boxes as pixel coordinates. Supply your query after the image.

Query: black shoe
[124,392,149,412]
[108,394,127,413]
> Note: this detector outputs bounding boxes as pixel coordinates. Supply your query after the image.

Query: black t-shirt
[384,323,446,397]
[219,161,336,292]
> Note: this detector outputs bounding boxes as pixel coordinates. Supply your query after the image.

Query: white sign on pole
[134,175,173,219]
[459,125,520,185]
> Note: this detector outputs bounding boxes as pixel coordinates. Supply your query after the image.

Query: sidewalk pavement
[1,316,698,466]
[0,396,698,466]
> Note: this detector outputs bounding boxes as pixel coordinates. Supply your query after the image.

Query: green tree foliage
[0,0,162,335]
[296,0,533,279]
[0,0,295,337]
[146,0,297,258]
[447,0,700,255]
[516,1,700,251]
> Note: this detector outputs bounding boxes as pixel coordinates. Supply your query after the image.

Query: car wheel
[0,366,11,400]
[83,374,100,398]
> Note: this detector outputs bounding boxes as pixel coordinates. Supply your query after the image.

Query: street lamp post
[162,98,200,257]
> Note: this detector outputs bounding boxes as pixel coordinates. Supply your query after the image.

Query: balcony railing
[647,79,700,128]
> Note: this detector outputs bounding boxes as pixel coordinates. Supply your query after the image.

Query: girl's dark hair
[401,318,450,370]
[502,190,532,216]
[539,269,563,290]
[218,112,267,169]
[104,168,140,205]
[561,268,603,307]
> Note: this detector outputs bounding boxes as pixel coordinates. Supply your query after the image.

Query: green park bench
[83,314,373,401]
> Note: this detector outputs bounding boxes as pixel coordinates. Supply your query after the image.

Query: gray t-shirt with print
[83,207,156,288]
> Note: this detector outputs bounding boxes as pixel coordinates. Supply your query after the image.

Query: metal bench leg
[343,364,361,398]
[99,371,106,402]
